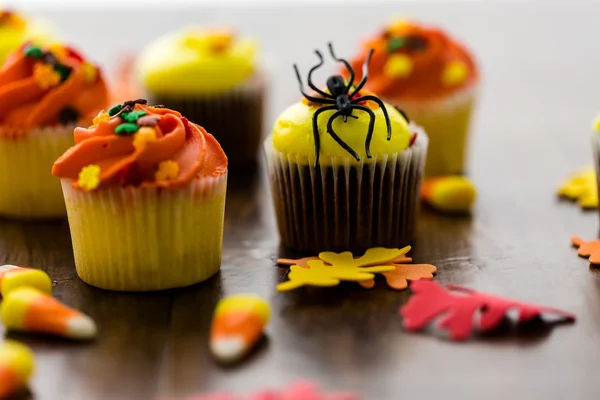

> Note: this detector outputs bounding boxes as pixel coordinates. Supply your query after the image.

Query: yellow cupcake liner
[392,85,477,177]
[60,174,227,291]
[0,126,74,219]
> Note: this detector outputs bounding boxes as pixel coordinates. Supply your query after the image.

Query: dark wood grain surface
[3,1,600,399]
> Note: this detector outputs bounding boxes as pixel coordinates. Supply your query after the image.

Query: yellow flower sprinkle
[33,63,61,90]
[48,44,68,61]
[442,61,469,86]
[155,160,180,182]
[77,165,101,191]
[81,62,98,84]
[133,127,158,151]
[91,110,110,128]
[384,54,413,78]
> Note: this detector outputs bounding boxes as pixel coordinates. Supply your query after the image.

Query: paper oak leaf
[377,263,437,290]
[164,380,358,400]
[571,236,600,264]
[400,280,575,341]
[276,247,403,291]
[557,166,598,209]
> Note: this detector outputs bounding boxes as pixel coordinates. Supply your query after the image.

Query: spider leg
[312,105,338,167]
[328,42,355,94]
[352,95,392,140]
[327,110,361,161]
[294,64,335,104]
[352,104,376,158]
[348,48,374,98]
[307,50,333,99]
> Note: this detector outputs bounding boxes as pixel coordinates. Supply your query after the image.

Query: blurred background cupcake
[52,100,228,291]
[0,42,108,219]
[347,19,479,178]
[0,8,59,66]
[136,27,265,169]
[265,44,428,253]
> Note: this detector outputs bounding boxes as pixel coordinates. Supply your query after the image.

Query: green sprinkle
[54,64,72,82]
[123,110,147,123]
[108,104,122,117]
[115,123,139,135]
[387,37,407,53]
[24,46,43,59]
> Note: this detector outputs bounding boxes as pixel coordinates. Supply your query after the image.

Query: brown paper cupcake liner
[147,73,265,168]
[265,125,428,253]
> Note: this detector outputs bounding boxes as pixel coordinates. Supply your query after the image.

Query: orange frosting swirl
[52,103,227,190]
[347,20,478,101]
[0,43,108,132]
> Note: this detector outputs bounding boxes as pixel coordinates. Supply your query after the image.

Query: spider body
[294,43,406,167]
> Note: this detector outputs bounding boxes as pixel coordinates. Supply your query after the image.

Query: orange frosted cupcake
[348,19,479,177]
[0,42,108,218]
[52,100,228,291]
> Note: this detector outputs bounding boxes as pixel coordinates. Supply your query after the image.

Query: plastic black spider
[293,43,392,167]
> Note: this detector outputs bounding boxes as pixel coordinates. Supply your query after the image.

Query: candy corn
[1,288,96,340]
[421,176,476,213]
[0,265,52,296]
[0,340,34,399]
[210,294,270,363]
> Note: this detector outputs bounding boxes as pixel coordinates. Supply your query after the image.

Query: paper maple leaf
[276,247,402,291]
[277,247,436,291]
[172,381,357,400]
[571,236,600,264]
[557,166,598,209]
[400,280,575,341]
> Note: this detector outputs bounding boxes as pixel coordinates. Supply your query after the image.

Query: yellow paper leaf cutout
[307,260,394,281]
[557,166,598,209]
[276,265,340,291]
[319,246,410,269]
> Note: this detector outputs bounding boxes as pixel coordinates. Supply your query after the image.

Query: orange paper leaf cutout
[571,236,600,264]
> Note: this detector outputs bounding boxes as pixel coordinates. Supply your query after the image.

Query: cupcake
[0,9,58,65]
[52,100,228,291]
[347,19,478,177]
[265,44,428,253]
[136,27,264,168]
[0,42,108,219]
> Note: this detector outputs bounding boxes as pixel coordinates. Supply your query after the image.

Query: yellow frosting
[272,100,411,164]
[0,11,58,65]
[137,27,258,96]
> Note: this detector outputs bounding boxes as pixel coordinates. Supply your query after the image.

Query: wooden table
[3,1,600,399]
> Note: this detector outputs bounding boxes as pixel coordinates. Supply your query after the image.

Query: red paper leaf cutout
[400,280,576,341]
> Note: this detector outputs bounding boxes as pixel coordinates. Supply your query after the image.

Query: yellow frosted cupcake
[52,100,228,291]
[265,44,428,253]
[0,9,58,65]
[347,19,479,177]
[0,43,108,219]
[137,27,264,168]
